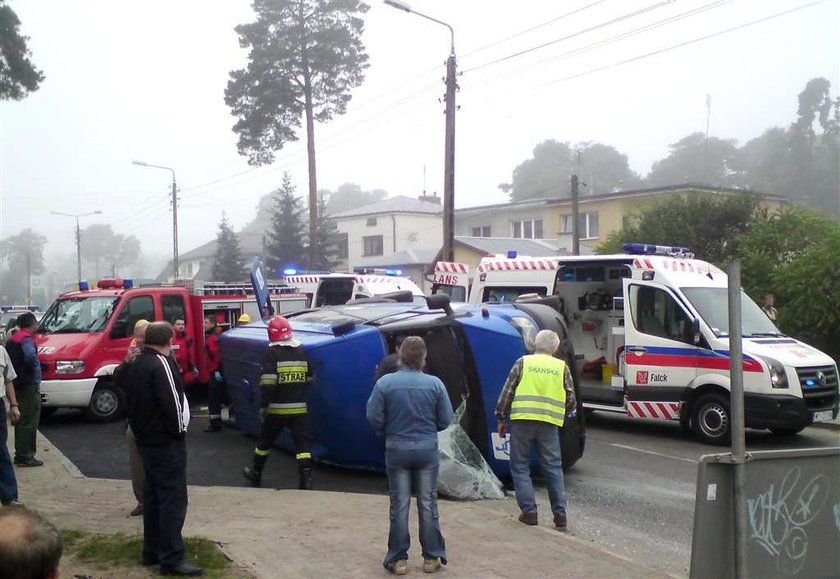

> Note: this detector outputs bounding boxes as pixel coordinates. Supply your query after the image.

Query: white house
[331,195,443,272]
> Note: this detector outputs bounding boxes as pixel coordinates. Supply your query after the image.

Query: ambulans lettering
[434,274,460,285]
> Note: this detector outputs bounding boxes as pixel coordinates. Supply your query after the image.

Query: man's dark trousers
[137,439,188,565]
[14,385,40,461]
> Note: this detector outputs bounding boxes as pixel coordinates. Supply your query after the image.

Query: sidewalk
[9,430,676,579]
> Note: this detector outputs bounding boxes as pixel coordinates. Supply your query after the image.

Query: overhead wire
[537,0,827,88]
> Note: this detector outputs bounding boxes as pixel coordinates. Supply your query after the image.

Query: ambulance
[429,261,470,302]
[282,270,425,307]
[469,244,839,445]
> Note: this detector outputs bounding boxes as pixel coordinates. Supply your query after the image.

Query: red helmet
[267,316,293,342]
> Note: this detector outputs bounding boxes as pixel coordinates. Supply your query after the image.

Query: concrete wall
[456,205,555,239]
[335,213,441,271]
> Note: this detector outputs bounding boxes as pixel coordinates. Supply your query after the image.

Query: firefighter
[171,317,195,385]
[203,316,224,433]
[243,316,314,490]
[237,313,251,326]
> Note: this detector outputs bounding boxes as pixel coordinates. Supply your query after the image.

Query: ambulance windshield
[682,288,781,338]
[38,296,119,334]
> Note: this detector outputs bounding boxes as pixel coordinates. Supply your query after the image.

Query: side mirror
[425,293,453,316]
[332,320,356,336]
[689,318,701,345]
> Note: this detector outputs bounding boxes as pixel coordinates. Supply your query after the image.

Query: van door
[106,294,156,362]
[622,278,697,419]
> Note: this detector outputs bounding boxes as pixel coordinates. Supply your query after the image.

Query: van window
[316,278,355,306]
[482,286,547,303]
[110,295,155,339]
[630,285,692,342]
[432,284,466,302]
[162,294,187,325]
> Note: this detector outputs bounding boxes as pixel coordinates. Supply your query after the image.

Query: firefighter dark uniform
[243,316,314,490]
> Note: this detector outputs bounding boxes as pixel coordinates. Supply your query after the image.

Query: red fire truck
[35,278,307,422]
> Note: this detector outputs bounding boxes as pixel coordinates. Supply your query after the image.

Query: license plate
[812,410,833,423]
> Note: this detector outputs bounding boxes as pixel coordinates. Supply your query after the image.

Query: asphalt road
[39,406,839,577]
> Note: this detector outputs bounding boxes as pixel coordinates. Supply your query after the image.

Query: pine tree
[211,214,245,282]
[263,173,307,274]
[307,193,340,270]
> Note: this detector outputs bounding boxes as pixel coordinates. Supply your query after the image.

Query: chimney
[418,191,440,205]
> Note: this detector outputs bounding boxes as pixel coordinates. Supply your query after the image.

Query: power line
[461,0,732,94]
[461,0,610,58]
[539,0,827,89]
[462,0,679,74]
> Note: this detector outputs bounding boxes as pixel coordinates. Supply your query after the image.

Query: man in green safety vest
[495,329,575,531]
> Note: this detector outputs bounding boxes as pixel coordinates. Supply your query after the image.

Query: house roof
[454,183,788,215]
[330,195,443,219]
[455,236,572,257]
[356,248,439,268]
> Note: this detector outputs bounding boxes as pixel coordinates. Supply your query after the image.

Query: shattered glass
[437,402,505,500]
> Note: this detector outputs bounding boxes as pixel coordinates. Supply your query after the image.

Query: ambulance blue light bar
[0,305,39,312]
[622,243,692,257]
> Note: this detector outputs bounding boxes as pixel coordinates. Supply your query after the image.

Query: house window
[511,219,543,239]
[366,217,377,227]
[471,226,491,237]
[336,233,348,259]
[560,212,600,239]
[363,235,384,256]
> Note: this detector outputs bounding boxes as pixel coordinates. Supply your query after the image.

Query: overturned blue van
[218,294,585,479]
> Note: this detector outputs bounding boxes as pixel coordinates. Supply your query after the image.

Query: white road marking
[609,443,698,464]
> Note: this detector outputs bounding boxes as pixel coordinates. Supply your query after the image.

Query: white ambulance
[470,244,839,444]
[282,271,425,307]
[429,261,470,302]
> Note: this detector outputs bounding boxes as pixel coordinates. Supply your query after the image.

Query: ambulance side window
[631,285,692,343]
[110,296,155,339]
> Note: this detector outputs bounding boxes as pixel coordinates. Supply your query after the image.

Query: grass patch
[62,529,232,576]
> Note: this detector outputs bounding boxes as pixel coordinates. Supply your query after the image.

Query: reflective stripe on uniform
[266,407,307,415]
[296,452,311,460]
[260,373,277,386]
[276,361,308,368]
[511,354,567,427]
[254,448,271,456]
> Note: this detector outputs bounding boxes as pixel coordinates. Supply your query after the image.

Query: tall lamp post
[384,0,457,262]
[51,210,103,288]
[132,160,179,279]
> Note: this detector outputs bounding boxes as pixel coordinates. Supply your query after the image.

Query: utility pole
[51,210,102,289]
[704,95,712,182]
[571,174,580,256]
[443,51,457,262]
[171,174,179,279]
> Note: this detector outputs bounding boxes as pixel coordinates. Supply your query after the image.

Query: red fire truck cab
[35,278,306,422]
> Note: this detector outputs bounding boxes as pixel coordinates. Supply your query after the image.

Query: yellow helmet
[238,313,252,324]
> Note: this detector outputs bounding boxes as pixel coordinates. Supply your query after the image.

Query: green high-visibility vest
[510,354,567,427]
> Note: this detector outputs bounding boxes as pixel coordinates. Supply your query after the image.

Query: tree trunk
[300,3,318,269]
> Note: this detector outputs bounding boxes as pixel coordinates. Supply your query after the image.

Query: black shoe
[14,457,44,467]
[141,557,159,566]
[298,468,313,490]
[159,561,203,576]
[203,420,221,433]
[242,466,261,488]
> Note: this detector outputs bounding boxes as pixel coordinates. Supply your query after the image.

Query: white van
[429,261,470,302]
[283,272,425,307]
[470,245,839,444]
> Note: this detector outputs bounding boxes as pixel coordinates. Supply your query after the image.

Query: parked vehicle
[218,294,586,479]
[35,278,307,422]
[283,270,425,307]
[468,244,839,444]
[428,261,470,302]
[0,305,42,341]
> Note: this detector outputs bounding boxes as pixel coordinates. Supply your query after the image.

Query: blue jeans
[384,448,447,568]
[0,402,18,503]
[509,420,566,517]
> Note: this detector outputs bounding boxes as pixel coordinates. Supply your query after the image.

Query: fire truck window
[162,295,187,325]
[110,296,155,339]
[632,285,692,342]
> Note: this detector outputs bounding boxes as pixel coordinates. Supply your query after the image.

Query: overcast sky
[1,0,838,263]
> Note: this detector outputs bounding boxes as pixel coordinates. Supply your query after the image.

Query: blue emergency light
[507,251,518,258]
[123,279,134,289]
[623,243,692,256]
[283,268,298,276]
[78,280,90,291]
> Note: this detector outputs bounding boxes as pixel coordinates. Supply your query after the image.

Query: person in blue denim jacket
[366,336,454,575]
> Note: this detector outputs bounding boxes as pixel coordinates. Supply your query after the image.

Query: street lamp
[132,160,179,279]
[51,210,103,288]
[384,0,457,262]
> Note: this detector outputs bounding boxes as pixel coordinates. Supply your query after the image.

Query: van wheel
[691,393,730,445]
[83,381,126,423]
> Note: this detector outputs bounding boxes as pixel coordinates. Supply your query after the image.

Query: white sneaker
[387,559,408,575]
[423,558,441,573]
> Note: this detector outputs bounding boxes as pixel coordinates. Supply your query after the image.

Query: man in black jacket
[125,322,201,577]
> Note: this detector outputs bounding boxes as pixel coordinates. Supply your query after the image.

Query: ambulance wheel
[691,393,730,446]
[83,381,126,423]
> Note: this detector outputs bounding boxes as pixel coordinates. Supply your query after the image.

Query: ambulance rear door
[622,277,698,420]
[430,262,469,302]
